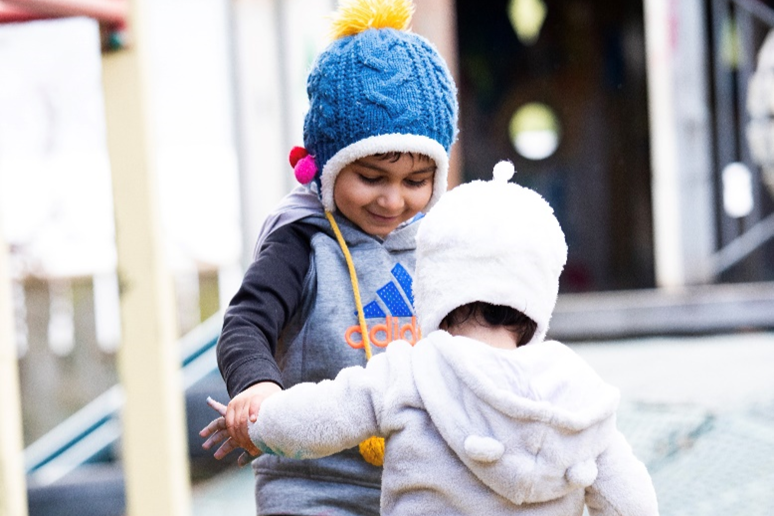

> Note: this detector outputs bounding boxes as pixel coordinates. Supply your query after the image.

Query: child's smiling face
[333,153,436,237]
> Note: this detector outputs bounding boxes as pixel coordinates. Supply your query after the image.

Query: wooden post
[0,188,28,516]
[644,0,716,286]
[229,0,293,268]
[101,0,192,514]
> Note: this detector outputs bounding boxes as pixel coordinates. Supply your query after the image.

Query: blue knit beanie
[290,0,459,213]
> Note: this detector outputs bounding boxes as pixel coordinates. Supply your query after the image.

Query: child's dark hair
[440,302,537,347]
[374,151,433,163]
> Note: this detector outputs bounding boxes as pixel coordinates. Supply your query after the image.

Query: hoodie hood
[414,162,567,341]
[412,331,620,505]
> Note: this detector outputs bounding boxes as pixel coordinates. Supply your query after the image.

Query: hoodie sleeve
[585,430,659,516]
[216,221,318,396]
[247,347,397,459]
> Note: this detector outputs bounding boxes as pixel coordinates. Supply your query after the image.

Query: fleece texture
[414,161,567,341]
[250,332,659,516]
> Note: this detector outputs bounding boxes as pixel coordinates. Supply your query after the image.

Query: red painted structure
[0,0,128,49]
[0,0,126,27]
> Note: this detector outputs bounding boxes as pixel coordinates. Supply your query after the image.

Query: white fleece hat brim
[320,133,449,213]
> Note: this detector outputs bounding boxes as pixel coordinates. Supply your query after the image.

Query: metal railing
[708,0,774,276]
[23,312,223,486]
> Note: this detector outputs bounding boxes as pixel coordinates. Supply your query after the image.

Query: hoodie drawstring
[325,211,385,466]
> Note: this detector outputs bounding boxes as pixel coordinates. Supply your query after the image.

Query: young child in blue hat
[200,0,458,514]
[215,161,660,516]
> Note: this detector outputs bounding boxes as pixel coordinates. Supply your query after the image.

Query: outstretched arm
[249,355,392,460]
[585,431,659,516]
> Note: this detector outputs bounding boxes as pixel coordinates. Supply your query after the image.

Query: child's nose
[378,186,404,211]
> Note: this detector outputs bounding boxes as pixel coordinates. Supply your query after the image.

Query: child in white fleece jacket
[247,161,659,516]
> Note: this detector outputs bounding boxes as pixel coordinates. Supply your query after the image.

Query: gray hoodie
[251,210,423,515]
[251,333,659,516]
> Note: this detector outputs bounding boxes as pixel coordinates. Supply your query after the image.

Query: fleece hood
[414,161,567,341]
[412,331,620,506]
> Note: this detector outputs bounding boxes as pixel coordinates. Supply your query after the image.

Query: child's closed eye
[358,174,383,185]
[404,177,430,188]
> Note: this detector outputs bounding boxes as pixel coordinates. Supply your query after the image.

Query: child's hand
[225,382,281,452]
[200,382,281,465]
[200,397,254,466]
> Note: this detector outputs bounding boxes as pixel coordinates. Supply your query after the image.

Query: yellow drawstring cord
[325,211,384,466]
[326,211,373,360]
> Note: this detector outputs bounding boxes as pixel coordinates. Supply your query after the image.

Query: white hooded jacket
[250,332,659,516]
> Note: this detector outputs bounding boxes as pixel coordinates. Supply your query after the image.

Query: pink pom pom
[294,155,317,184]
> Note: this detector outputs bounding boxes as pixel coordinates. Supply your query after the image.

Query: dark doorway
[455,0,654,292]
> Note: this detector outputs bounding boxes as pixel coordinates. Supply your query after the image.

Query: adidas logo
[345,263,422,349]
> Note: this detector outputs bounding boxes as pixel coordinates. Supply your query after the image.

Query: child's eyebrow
[357,162,437,175]
[409,165,438,175]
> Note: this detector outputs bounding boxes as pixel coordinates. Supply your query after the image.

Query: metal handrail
[709,0,774,274]
[24,311,223,486]
[732,0,774,26]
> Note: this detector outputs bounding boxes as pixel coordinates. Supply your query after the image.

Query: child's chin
[367,222,399,238]
[367,215,409,235]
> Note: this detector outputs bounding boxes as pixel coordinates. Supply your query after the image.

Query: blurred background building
[1,0,773,515]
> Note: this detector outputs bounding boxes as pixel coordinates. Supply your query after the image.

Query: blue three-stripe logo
[345,264,421,348]
[362,263,415,318]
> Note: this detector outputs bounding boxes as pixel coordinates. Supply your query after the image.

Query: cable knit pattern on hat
[302,0,458,212]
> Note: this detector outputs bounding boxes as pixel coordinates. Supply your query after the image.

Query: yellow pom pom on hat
[329,0,414,39]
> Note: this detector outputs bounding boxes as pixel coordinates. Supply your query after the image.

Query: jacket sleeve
[247,350,396,460]
[585,430,660,516]
[216,221,318,397]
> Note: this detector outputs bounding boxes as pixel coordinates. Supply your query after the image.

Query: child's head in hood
[414,161,568,345]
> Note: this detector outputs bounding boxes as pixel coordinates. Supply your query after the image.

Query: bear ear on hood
[464,435,504,463]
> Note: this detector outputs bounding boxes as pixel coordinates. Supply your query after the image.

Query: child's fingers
[243,439,261,457]
[248,394,263,423]
[206,396,228,416]
[202,428,229,450]
[198,415,227,438]
[214,437,239,460]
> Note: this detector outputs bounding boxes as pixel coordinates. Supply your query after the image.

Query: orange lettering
[400,316,422,345]
[345,316,423,349]
[345,325,364,349]
[370,316,392,348]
